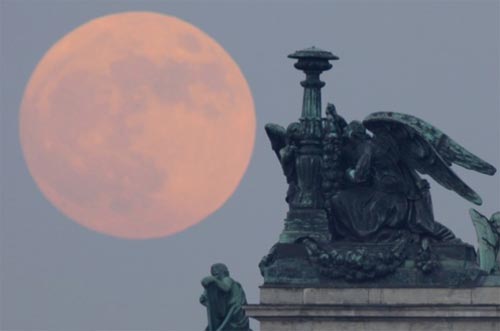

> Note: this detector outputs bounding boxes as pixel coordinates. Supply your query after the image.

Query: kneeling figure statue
[200,263,251,331]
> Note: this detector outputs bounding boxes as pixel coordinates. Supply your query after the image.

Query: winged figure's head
[346,121,369,141]
[326,103,337,117]
[286,122,302,144]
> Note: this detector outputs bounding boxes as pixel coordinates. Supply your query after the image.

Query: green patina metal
[261,47,499,287]
[200,263,251,331]
[470,209,500,274]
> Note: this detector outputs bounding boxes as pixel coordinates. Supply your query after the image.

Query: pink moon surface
[20,12,256,239]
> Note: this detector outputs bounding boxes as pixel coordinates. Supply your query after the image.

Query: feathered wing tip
[469,208,488,223]
[364,111,497,175]
[265,123,287,160]
[435,132,496,176]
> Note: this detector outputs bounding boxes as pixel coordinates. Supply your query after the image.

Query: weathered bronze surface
[200,263,251,331]
[470,209,500,274]
[261,47,499,286]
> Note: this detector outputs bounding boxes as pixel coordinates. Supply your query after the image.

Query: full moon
[20,12,255,239]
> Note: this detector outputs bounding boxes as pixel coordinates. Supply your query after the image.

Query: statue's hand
[416,179,430,191]
[346,168,356,182]
[199,293,207,306]
[280,145,298,168]
[201,276,214,287]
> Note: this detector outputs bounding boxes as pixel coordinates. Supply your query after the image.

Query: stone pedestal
[245,286,500,331]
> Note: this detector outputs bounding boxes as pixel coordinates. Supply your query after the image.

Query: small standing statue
[200,263,251,331]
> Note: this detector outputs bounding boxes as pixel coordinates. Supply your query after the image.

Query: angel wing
[469,208,498,273]
[363,112,496,205]
[265,123,287,161]
[491,212,500,235]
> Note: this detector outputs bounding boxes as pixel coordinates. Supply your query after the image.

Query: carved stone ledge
[245,287,500,331]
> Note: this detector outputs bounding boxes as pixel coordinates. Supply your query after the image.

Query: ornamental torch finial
[288,46,338,119]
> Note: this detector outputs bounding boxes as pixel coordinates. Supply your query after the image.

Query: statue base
[259,241,496,287]
[244,286,500,331]
[279,209,330,243]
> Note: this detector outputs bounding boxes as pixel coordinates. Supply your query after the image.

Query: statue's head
[210,263,229,279]
[326,103,337,118]
[346,121,368,141]
[286,122,302,144]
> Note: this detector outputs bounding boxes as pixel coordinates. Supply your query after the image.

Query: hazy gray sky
[1,1,499,330]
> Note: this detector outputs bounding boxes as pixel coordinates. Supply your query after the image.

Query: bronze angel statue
[265,105,497,244]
